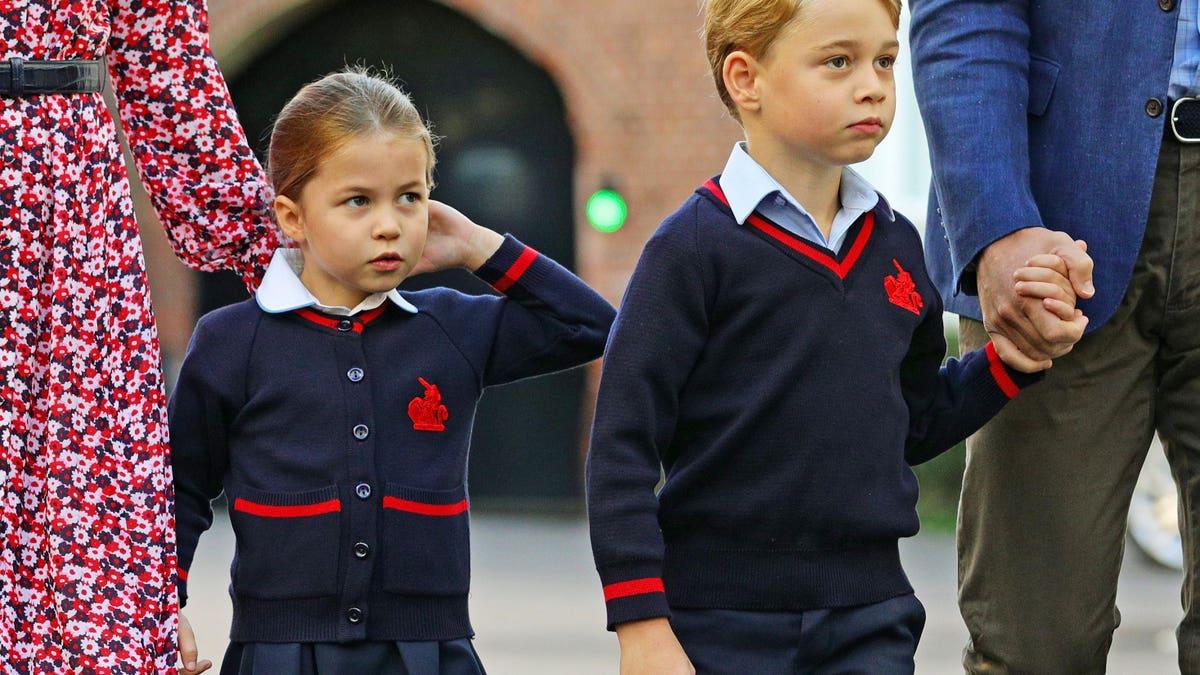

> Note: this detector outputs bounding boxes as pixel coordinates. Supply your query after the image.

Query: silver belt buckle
[1171,97,1200,143]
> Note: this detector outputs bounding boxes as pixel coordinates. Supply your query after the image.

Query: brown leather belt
[0,58,104,97]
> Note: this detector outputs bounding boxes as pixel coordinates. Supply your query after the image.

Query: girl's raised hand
[412,200,504,276]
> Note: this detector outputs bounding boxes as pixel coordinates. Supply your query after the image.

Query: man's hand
[976,228,1093,372]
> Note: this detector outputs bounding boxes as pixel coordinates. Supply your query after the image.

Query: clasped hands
[978,227,1095,373]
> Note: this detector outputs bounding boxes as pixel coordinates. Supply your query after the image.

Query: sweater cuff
[474,234,547,295]
[983,340,1045,397]
[177,566,190,608]
[597,562,672,631]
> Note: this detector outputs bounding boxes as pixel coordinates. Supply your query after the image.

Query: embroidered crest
[884,258,924,315]
[408,377,450,431]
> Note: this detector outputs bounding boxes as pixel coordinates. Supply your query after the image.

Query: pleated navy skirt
[220,639,486,675]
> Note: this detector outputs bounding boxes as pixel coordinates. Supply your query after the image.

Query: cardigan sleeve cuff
[597,561,672,631]
[177,566,190,608]
[473,234,549,294]
[983,340,1045,398]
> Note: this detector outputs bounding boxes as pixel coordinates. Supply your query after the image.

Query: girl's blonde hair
[268,67,436,199]
[702,0,902,119]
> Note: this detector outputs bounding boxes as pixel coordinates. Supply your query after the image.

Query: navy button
[355,483,372,499]
[337,319,353,332]
[354,542,371,559]
[353,424,369,441]
[347,606,363,623]
[347,367,364,382]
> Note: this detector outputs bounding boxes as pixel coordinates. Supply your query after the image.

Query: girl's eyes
[876,55,896,70]
[346,195,369,208]
[826,56,850,70]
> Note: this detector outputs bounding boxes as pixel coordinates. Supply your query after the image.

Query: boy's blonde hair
[702,0,902,119]
[268,67,436,199]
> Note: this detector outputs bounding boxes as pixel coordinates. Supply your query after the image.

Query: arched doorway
[209,0,582,505]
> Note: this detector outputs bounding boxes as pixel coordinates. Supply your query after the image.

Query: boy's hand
[177,611,212,674]
[615,617,695,675]
[1014,253,1087,323]
[412,200,504,275]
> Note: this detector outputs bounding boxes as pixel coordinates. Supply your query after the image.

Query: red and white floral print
[1,1,278,671]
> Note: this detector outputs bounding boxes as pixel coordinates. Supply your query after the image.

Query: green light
[587,189,627,233]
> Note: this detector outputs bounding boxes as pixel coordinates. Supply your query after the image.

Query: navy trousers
[221,638,486,675]
[671,593,925,674]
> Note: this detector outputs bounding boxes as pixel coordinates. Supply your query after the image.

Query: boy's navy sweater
[586,179,1041,629]
[171,235,615,643]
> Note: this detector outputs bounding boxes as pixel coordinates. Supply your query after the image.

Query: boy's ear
[723,50,762,114]
[274,195,307,243]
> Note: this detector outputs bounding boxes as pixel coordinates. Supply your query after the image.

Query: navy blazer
[910,1,1178,329]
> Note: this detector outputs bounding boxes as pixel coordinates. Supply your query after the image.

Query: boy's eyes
[824,54,898,71]
[399,192,421,205]
[346,195,369,207]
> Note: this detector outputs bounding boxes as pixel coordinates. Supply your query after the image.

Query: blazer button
[355,483,372,499]
[337,319,353,332]
[1146,97,1164,118]
[354,542,371,559]
[353,424,370,441]
[1159,0,1176,11]
[347,607,363,623]
[347,367,364,382]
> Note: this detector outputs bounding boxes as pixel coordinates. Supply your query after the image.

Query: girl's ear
[274,195,307,243]
[724,50,762,115]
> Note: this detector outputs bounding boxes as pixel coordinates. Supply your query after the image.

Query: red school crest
[408,377,449,432]
[884,259,924,315]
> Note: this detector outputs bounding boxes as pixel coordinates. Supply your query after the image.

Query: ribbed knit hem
[596,560,672,630]
[662,541,911,611]
[230,594,471,642]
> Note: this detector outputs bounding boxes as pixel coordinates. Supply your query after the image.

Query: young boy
[584,0,1091,672]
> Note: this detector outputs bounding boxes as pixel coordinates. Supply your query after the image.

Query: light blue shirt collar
[256,248,418,315]
[718,142,893,252]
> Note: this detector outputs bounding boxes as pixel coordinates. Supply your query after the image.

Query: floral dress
[0,1,277,671]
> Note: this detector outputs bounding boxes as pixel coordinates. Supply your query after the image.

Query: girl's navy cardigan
[170,235,615,643]
[586,179,1042,629]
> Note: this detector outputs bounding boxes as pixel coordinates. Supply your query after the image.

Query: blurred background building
[131,0,931,508]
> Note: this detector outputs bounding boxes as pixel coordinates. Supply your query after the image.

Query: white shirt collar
[718,142,894,225]
[256,248,418,316]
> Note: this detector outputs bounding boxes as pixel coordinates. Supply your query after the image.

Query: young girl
[169,69,616,675]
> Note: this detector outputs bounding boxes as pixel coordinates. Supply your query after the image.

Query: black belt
[1170,97,1200,143]
[0,58,104,97]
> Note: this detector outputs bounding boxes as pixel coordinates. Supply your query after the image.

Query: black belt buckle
[1171,97,1200,143]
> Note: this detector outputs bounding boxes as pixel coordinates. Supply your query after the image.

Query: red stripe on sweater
[232,498,342,518]
[603,577,665,602]
[492,247,539,292]
[985,341,1021,399]
[382,497,469,516]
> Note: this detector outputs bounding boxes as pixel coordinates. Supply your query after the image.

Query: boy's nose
[374,214,403,238]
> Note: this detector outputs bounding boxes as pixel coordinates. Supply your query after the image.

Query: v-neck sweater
[586,178,1041,629]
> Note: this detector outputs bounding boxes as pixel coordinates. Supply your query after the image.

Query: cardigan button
[353,424,370,441]
[347,367,364,382]
[354,542,371,559]
[346,607,363,623]
[355,483,372,499]
[337,319,354,332]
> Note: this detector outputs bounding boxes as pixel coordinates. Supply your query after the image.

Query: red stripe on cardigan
[382,497,470,516]
[232,498,342,518]
[492,246,539,292]
[603,577,666,602]
[702,179,876,279]
[985,341,1021,399]
[295,305,386,333]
